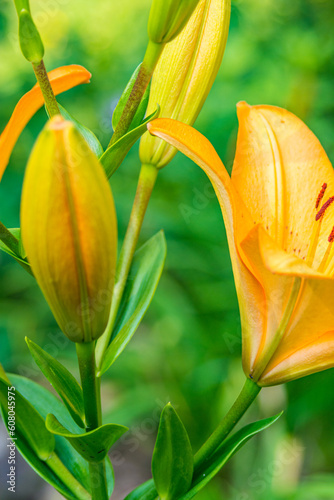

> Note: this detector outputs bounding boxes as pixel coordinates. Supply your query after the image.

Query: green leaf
[152,403,193,500]
[180,413,283,500]
[58,103,104,157]
[46,414,128,463]
[0,377,55,461]
[124,479,157,500]
[100,106,160,178]
[0,364,10,384]
[99,231,166,375]
[25,337,85,428]
[112,63,151,131]
[4,373,114,498]
[0,228,31,273]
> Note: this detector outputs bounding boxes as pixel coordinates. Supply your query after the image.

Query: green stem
[32,60,60,117]
[76,342,108,500]
[194,378,261,472]
[96,163,158,371]
[108,40,163,147]
[46,451,91,500]
[0,221,20,255]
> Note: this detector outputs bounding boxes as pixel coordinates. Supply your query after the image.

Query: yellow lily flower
[0,64,91,182]
[21,116,117,343]
[148,102,334,386]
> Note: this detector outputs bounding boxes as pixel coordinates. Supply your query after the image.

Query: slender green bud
[140,0,231,169]
[13,1,44,64]
[148,0,200,44]
[18,9,44,63]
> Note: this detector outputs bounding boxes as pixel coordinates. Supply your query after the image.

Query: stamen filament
[306,217,323,266]
[318,242,333,273]
[318,226,334,274]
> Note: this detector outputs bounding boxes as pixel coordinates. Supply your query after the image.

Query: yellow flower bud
[140,0,231,169]
[21,117,117,343]
[148,0,200,45]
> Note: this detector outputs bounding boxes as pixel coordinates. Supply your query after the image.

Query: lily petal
[240,225,296,373]
[260,331,334,385]
[242,224,334,383]
[232,102,334,266]
[148,118,266,371]
[258,224,329,280]
[0,65,91,182]
[263,279,334,383]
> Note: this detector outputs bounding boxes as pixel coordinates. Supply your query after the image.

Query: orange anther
[315,183,327,209]
[315,196,334,221]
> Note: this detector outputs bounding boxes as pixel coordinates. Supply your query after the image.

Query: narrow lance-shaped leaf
[152,403,193,500]
[125,412,283,500]
[180,412,283,499]
[100,107,160,178]
[0,228,31,274]
[124,479,156,500]
[26,337,85,428]
[98,231,166,375]
[46,414,128,463]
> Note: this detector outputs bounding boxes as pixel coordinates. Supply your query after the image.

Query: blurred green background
[1,0,334,498]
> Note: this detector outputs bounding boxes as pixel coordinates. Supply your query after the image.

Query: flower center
[306,183,334,273]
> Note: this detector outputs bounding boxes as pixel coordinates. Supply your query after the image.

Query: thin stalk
[108,40,163,147]
[194,378,261,472]
[96,163,158,371]
[32,60,60,117]
[76,342,108,500]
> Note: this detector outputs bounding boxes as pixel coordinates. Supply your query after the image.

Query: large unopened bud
[148,0,200,45]
[140,0,231,169]
[21,117,117,343]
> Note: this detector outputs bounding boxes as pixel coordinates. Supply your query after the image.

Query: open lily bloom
[148,102,334,386]
[0,65,91,182]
